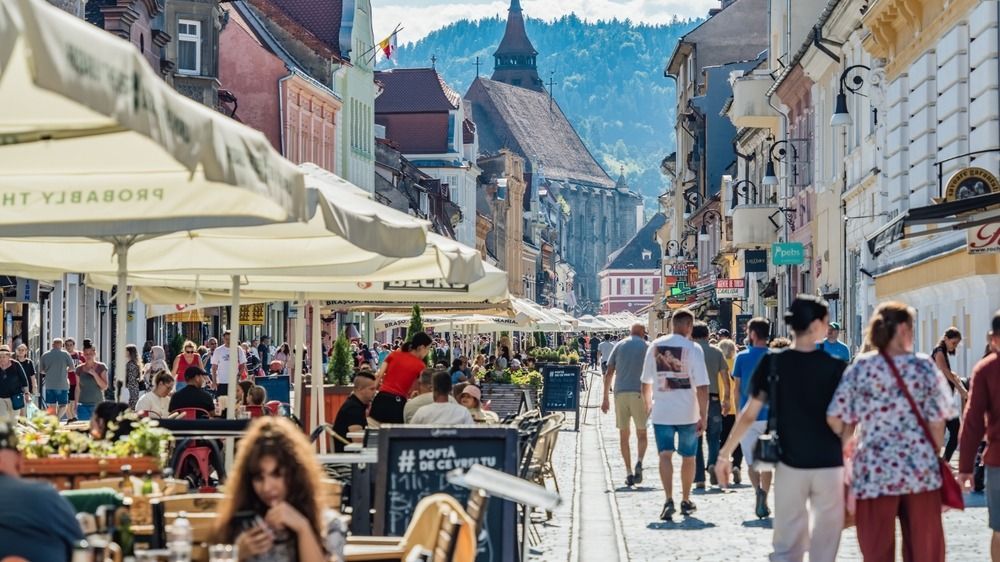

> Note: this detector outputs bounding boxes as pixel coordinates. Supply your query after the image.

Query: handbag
[881,351,964,510]
[9,392,24,411]
[753,351,782,470]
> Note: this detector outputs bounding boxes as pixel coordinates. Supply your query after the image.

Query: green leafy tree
[326,332,354,385]
[406,305,433,367]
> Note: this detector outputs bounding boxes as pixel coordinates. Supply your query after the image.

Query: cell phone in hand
[232,510,258,531]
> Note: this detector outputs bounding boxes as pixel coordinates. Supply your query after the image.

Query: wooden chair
[320,478,344,512]
[464,488,489,538]
[344,493,476,562]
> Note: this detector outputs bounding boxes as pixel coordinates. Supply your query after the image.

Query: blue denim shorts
[45,389,69,405]
[653,423,698,457]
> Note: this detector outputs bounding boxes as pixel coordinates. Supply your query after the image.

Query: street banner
[772,242,805,265]
[745,249,768,272]
[715,278,746,299]
[967,223,1000,254]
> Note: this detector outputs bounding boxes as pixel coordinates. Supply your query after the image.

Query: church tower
[491,0,544,91]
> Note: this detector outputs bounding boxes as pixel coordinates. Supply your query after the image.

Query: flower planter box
[22,455,161,491]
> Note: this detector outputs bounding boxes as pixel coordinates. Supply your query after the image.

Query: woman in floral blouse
[827,302,955,562]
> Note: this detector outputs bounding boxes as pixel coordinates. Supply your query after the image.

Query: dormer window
[641,250,652,261]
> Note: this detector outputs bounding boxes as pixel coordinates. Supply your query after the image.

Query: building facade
[600,213,666,314]
[374,68,480,246]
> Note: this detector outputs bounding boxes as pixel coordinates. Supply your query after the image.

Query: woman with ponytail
[716,295,848,561]
[370,332,433,424]
[932,327,965,463]
[828,302,955,561]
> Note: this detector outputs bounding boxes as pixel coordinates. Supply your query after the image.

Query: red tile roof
[375,68,460,113]
[254,0,344,59]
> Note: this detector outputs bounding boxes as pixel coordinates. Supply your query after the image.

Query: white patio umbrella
[0,0,315,398]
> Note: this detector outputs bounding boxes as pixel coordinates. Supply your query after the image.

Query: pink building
[599,213,666,314]
[218,1,341,171]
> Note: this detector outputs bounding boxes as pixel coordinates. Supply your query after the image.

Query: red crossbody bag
[881,352,964,510]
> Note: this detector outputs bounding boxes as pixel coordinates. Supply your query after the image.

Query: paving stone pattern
[532,370,993,561]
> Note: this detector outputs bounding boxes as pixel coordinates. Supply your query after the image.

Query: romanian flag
[377,32,397,60]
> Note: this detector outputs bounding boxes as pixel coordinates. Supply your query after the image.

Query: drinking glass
[209,544,237,562]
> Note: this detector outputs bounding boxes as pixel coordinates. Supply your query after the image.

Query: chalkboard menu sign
[374,426,519,562]
[541,364,581,428]
[735,314,753,344]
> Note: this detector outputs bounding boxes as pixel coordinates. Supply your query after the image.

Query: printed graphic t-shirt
[640,334,710,425]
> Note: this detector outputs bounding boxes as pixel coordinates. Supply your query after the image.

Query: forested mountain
[386,14,700,210]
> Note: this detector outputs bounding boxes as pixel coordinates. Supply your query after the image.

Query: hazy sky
[371,0,716,45]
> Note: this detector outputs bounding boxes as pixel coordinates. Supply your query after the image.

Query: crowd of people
[597,295,1000,562]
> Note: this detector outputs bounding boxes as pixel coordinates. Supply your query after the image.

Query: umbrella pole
[448,322,454,362]
[114,240,129,400]
[225,275,241,468]
[292,294,305,419]
[310,300,325,453]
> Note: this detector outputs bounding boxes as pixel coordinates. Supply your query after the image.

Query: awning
[868,192,1000,256]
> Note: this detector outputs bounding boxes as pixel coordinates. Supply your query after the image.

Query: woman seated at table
[458,386,499,424]
[216,417,346,561]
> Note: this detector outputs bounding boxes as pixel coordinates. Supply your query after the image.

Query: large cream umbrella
[0,0,315,400]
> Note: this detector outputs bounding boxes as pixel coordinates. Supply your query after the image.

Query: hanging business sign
[944,167,1000,202]
[14,278,37,303]
[715,278,746,299]
[239,303,266,325]
[968,223,1000,254]
[744,249,768,272]
[771,242,805,265]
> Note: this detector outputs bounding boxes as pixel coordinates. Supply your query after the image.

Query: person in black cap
[0,419,83,561]
[168,365,215,417]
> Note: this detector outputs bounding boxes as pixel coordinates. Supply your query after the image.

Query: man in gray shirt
[601,323,650,487]
[39,338,75,419]
[692,322,728,488]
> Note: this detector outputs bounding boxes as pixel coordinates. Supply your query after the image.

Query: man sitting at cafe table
[333,372,377,452]
[410,371,474,425]
[0,420,83,562]
[168,366,215,417]
[404,369,459,423]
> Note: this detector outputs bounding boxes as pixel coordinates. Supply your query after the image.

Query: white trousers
[770,463,845,562]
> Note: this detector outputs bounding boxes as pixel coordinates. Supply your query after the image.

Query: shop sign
[14,278,37,303]
[772,242,805,265]
[744,249,768,272]
[239,303,266,325]
[715,278,746,299]
[662,261,690,277]
[735,314,752,343]
[968,223,1000,255]
[944,167,1000,202]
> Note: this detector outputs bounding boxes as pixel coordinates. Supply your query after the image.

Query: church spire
[491,0,544,91]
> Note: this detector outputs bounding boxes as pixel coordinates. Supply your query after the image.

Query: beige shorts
[614,392,648,430]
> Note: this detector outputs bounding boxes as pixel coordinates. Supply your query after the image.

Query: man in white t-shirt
[410,371,474,425]
[641,308,709,521]
[210,330,247,398]
[598,335,616,374]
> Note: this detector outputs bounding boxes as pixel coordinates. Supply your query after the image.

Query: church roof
[374,68,460,113]
[466,77,614,188]
[604,213,665,270]
[494,0,537,56]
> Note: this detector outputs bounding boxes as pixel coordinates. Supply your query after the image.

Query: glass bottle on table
[142,470,154,496]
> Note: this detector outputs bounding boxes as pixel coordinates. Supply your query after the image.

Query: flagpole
[362,24,402,63]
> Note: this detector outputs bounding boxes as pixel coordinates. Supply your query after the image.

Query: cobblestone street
[533,371,992,561]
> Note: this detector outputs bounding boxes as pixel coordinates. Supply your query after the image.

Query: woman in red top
[370,332,433,424]
[171,340,203,391]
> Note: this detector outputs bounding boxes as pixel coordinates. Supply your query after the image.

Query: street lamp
[762,139,799,187]
[731,179,759,209]
[831,64,871,128]
[699,209,722,238]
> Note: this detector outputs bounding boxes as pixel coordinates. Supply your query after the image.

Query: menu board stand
[540,364,581,431]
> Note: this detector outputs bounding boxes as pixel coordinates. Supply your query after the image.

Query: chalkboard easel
[374,426,519,562]
[540,364,581,431]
